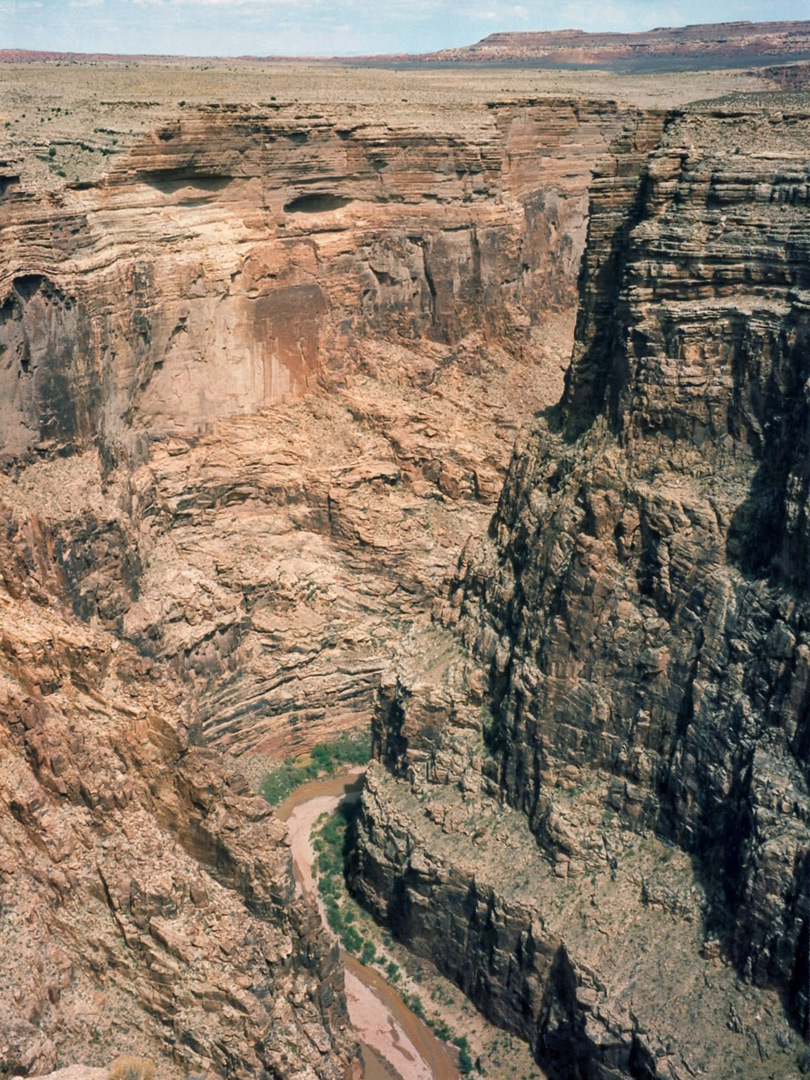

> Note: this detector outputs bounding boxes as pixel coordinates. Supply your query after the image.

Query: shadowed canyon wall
[350,98,810,1079]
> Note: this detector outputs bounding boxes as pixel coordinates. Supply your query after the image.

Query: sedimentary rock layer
[0,494,360,1080]
[1,95,628,757]
[351,97,810,1077]
[0,98,623,463]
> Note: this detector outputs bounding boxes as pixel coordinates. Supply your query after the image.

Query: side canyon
[1,57,809,1080]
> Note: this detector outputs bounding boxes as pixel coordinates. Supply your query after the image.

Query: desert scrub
[261,728,372,805]
[108,1058,155,1080]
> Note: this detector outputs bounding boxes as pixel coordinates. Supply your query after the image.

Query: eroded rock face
[0,99,624,464]
[0,495,360,1080]
[454,100,810,1023]
[350,99,810,1077]
[0,88,637,1076]
[1,96,629,759]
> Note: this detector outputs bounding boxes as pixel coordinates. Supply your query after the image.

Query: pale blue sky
[1,0,808,58]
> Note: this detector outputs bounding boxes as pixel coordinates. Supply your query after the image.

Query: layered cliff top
[0,59,774,194]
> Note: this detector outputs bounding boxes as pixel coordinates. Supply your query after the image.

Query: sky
[1,0,808,59]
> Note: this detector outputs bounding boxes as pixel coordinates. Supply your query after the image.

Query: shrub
[261,760,308,806]
[432,1018,453,1041]
[311,743,333,770]
[402,992,424,1019]
[342,925,362,953]
[325,900,343,933]
[360,940,377,966]
[108,1058,155,1080]
[458,1043,474,1075]
[330,729,372,765]
[318,876,336,898]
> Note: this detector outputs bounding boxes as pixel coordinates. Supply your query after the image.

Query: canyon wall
[0,99,622,464]
[0,96,629,758]
[8,68,807,1080]
[0,488,360,1080]
[0,84,639,1078]
[351,97,810,1078]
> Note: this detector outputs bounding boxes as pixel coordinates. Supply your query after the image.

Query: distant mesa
[3,20,810,71]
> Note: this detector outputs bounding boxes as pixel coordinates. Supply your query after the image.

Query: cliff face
[0,484,360,1080]
[456,99,810,1018]
[0,99,617,463]
[1,96,628,758]
[0,83,638,1077]
[350,98,810,1078]
[9,68,809,1080]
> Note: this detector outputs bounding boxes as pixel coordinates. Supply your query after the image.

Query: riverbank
[277,771,546,1080]
[278,772,457,1080]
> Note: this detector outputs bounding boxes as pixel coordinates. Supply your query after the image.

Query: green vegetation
[311,800,369,959]
[402,991,425,1019]
[310,796,484,1075]
[342,924,363,953]
[454,1035,474,1074]
[260,729,372,806]
[360,940,377,966]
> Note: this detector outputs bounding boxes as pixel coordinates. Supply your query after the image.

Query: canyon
[1,49,809,1080]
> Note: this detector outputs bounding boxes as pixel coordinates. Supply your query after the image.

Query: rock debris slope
[0,492,360,1080]
[350,98,810,1078]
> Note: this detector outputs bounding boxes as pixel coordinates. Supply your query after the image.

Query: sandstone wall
[0,99,626,465]
[350,99,810,1078]
[0,97,630,758]
[451,101,810,1026]
[0,494,361,1079]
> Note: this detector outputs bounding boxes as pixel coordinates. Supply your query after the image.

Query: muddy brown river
[277,773,459,1080]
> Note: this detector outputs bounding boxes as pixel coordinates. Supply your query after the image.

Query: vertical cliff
[0,99,625,465]
[351,97,810,1078]
[456,98,810,1023]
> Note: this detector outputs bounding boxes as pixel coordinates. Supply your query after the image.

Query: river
[276,773,459,1080]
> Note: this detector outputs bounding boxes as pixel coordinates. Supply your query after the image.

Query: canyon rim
[2,24,810,1080]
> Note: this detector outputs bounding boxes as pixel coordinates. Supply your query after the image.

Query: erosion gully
[276,773,459,1080]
